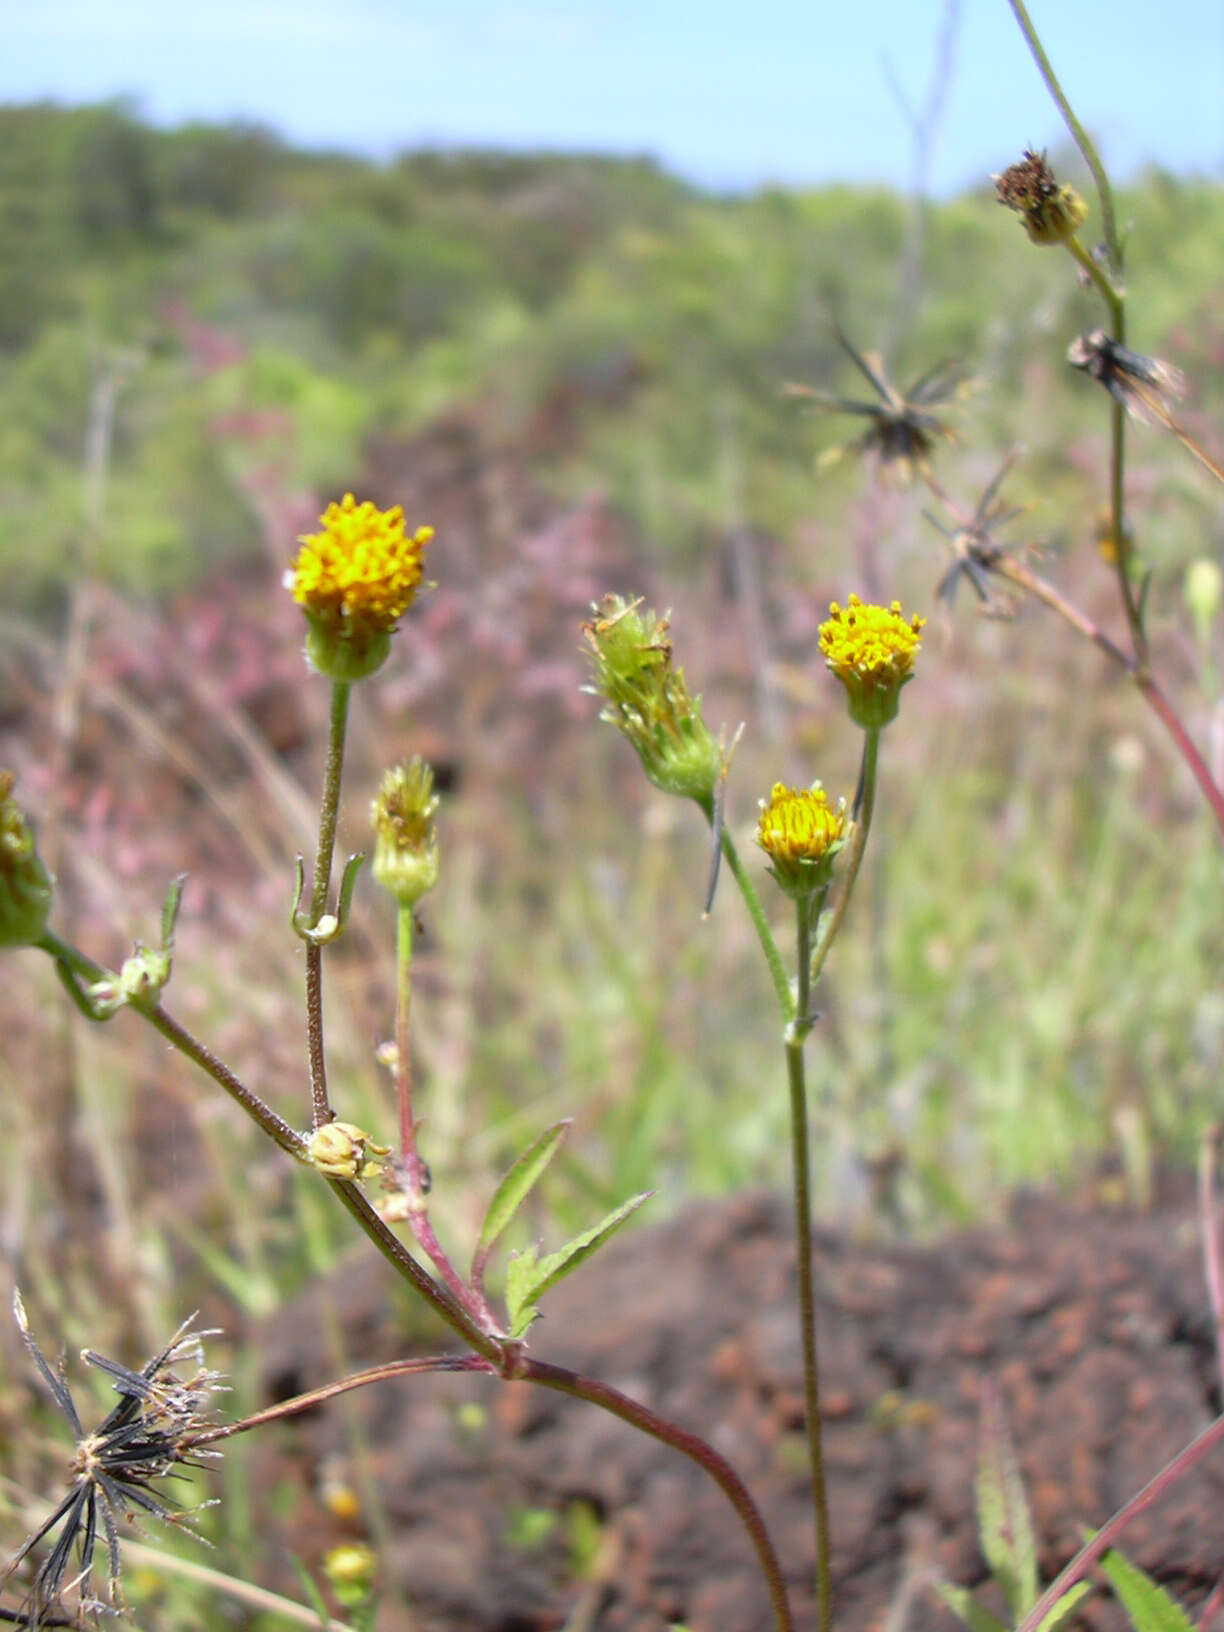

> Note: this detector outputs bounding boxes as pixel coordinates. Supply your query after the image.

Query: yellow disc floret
[287,493,433,680]
[819,595,925,729]
[756,782,847,899]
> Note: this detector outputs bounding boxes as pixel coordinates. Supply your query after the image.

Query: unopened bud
[0,773,54,949]
[582,595,720,804]
[371,759,440,907]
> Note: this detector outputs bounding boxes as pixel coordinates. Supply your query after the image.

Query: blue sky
[3,0,1222,195]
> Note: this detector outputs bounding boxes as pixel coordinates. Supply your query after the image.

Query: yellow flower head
[819,595,925,730]
[756,782,847,899]
[287,493,434,681]
[994,149,1088,246]
[324,1542,378,1607]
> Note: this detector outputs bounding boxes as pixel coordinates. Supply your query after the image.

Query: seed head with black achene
[2,1293,223,1629]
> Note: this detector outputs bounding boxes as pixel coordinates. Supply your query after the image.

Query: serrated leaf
[936,1582,1010,1632]
[975,1389,1039,1619]
[506,1244,543,1338]
[505,1192,652,1339]
[1098,1547,1197,1632]
[475,1121,571,1264]
[1035,1580,1093,1632]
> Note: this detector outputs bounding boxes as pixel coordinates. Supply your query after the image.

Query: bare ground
[254,1183,1224,1632]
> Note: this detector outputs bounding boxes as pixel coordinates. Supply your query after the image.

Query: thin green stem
[36,923,499,1357]
[1005,0,1121,270]
[186,1355,490,1448]
[306,679,352,1128]
[520,1357,795,1632]
[716,819,794,1021]
[1005,0,1147,665]
[36,927,107,984]
[395,903,420,1172]
[321,1178,500,1359]
[390,902,499,1331]
[145,1003,306,1158]
[310,680,353,925]
[1064,235,1122,322]
[786,896,833,1632]
[810,728,880,987]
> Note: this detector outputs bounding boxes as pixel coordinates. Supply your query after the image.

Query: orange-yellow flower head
[819,594,925,730]
[287,493,434,681]
[756,782,847,900]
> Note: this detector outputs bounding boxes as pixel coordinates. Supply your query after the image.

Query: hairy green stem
[145,1003,306,1157]
[391,902,498,1331]
[520,1357,795,1632]
[1063,235,1123,322]
[714,815,794,1021]
[1007,0,1147,665]
[37,923,498,1357]
[306,679,352,1128]
[810,728,880,987]
[187,1354,490,1447]
[394,903,420,1172]
[1005,0,1121,269]
[786,895,833,1632]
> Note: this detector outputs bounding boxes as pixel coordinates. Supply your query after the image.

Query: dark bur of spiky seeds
[2,1296,222,1630]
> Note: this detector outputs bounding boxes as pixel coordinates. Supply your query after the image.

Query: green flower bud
[1185,557,1222,649]
[582,595,720,804]
[371,759,440,908]
[0,772,54,948]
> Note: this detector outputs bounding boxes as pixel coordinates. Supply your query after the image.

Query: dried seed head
[995,149,1089,245]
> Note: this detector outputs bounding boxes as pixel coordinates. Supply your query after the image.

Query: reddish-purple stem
[1017,1412,1224,1632]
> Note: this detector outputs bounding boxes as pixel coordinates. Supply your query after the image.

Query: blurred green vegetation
[3,96,1224,1628]
[4,101,1223,604]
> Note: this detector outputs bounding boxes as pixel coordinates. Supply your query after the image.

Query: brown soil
[254,1184,1224,1632]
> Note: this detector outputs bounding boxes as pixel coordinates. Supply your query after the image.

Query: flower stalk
[305,678,352,1129]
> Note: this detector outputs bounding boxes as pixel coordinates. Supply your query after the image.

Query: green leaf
[1098,1546,1196,1632]
[288,1555,332,1628]
[506,1191,652,1339]
[935,1583,1009,1632]
[474,1121,571,1266]
[975,1389,1039,1619]
[1035,1580,1094,1632]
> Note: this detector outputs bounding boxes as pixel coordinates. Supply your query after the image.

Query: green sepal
[304,619,391,683]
